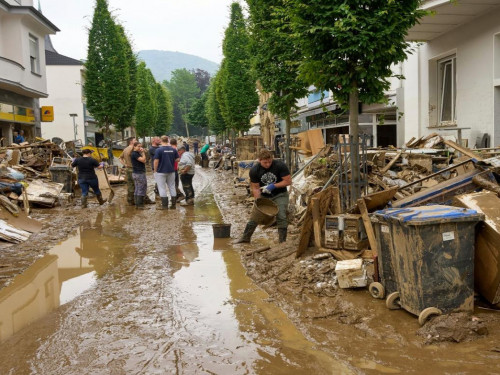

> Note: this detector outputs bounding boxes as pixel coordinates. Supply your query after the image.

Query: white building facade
[0,0,58,144]
[402,0,500,148]
[40,38,86,144]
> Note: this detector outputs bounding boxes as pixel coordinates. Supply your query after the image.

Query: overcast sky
[40,0,235,63]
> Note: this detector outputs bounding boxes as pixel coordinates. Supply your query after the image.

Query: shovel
[102,168,115,203]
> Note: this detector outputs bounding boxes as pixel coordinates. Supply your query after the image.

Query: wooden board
[307,129,325,155]
[444,140,484,161]
[0,208,42,233]
[18,179,64,207]
[356,198,378,257]
[381,151,402,174]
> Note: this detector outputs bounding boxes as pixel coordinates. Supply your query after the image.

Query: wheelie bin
[374,205,483,325]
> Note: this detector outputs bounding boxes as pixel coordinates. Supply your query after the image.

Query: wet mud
[0,167,499,374]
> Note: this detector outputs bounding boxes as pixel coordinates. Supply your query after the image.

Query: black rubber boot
[278,228,287,243]
[96,193,107,205]
[134,195,138,209]
[158,197,169,210]
[136,196,146,210]
[234,222,257,244]
[170,197,176,209]
[81,196,88,208]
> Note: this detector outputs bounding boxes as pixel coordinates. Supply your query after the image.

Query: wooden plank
[380,151,402,174]
[296,203,314,258]
[444,139,484,161]
[307,129,325,155]
[311,197,322,247]
[357,198,378,258]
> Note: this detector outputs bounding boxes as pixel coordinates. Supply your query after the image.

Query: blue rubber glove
[263,183,276,194]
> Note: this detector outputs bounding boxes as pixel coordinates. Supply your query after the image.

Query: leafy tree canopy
[135,62,155,137]
[206,78,227,135]
[167,69,200,136]
[191,69,211,95]
[153,83,174,136]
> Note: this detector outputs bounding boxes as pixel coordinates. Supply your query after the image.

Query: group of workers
[71,137,291,243]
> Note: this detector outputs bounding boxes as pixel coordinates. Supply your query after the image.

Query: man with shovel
[234,149,292,244]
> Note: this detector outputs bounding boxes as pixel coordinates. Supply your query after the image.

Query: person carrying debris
[178,145,195,206]
[119,137,136,205]
[72,149,106,208]
[131,142,147,209]
[153,135,179,210]
[235,149,292,243]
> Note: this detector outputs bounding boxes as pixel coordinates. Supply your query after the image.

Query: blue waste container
[374,205,483,325]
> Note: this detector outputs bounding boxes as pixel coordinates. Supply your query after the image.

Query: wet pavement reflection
[0,187,350,374]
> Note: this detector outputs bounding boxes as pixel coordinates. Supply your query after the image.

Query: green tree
[205,79,227,135]
[153,82,173,135]
[192,69,211,95]
[247,0,309,167]
[287,0,426,192]
[188,91,209,129]
[168,69,200,137]
[220,2,258,134]
[135,62,155,138]
[84,0,130,138]
[114,24,137,134]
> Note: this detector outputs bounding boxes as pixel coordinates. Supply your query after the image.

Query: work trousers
[180,173,195,200]
[126,167,135,203]
[249,191,289,229]
[200,152,208,160]
[154,172,176,199]
[132,172,147,196]
[78,178,101,197]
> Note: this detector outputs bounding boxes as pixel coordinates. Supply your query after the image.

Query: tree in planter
[135,62,155,139]
[287,0,426,191]
[153,83,173,136]
[84,0,130,141]
[220,2,259,135]
[114,24,137,138]
[247,0,309,167]
[167,69,200,137]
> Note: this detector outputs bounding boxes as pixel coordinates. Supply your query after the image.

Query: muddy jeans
[78,178,101,197]
[132,173,147,196]
[125,167,135,203]
[180,173,195,200]
[249,191,289,229]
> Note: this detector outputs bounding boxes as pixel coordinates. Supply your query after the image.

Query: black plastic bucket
[213,223,231,238]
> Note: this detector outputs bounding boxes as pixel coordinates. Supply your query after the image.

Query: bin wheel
[386,292,401,310]
[418,307,442,326]
[369,282,385,299]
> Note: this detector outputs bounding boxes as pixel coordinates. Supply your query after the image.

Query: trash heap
[284,133,500,325]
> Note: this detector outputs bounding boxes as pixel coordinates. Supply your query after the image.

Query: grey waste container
[374,205,483,325]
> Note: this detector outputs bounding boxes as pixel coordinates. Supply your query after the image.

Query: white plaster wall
[401,49,421,142]
[40,65,85,143]
[405,7,500,146]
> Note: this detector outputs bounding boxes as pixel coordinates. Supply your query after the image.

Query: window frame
[437,55,457,126]
[29,34,40,75]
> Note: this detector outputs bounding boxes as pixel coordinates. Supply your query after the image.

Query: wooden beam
[357,198,378,258]
[311,197,322,248]
[444,140,484,161]
[380,151,402,174]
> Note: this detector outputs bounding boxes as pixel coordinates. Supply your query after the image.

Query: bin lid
[374,205,483,225]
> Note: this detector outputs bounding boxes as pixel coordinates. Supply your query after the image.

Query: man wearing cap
[119,137,136,205]
[72,149,106,208]
[178,145,195,205]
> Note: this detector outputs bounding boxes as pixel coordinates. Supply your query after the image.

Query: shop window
[29,34,40,74]
[438,56,456,125]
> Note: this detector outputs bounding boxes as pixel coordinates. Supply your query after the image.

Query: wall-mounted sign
[41,106,54,122]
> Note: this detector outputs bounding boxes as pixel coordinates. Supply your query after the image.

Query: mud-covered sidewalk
[0,166,499,374]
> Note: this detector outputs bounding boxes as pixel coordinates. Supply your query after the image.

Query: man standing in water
[153,135,179,210]
[235,149,291,243]
[119,137,136,205]
[178,145,196,206]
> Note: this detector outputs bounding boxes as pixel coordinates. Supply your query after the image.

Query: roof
[0,0,59,33]
[45,50,83,66]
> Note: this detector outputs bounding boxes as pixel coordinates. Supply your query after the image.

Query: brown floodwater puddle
[0,193,352,374]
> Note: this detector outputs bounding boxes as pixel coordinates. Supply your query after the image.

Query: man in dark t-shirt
[235,149,292,244]
[153,135,180,209]
[72,149,106,208]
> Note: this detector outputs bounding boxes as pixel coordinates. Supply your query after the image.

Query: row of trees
[191,1,426,168]
[84,0,173,142]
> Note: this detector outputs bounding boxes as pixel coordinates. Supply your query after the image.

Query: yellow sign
[41,106,54,122]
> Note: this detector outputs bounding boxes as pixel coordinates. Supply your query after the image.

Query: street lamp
[69,113,78,142]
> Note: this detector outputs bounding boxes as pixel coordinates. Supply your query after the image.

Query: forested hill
[138,50,219,82]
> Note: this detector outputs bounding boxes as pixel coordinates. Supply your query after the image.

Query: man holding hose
[235,149,292,244]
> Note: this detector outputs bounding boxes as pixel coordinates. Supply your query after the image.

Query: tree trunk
[349,86,361,202]
[285,114,291,169]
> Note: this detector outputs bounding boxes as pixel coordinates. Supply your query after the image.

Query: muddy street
[0,170,348,375]
[0,168,499,374]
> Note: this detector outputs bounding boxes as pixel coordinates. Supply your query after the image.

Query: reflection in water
[0,212,130,343]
